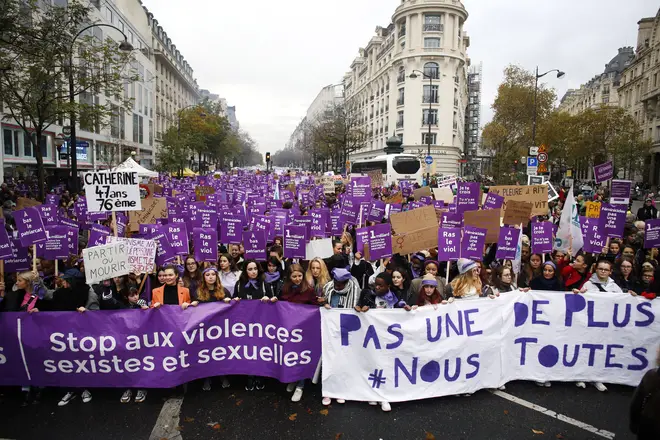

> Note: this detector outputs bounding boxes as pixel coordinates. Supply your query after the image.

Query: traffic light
[265,152,271,162]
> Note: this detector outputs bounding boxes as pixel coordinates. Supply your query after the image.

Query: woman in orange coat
[151,265,194,309]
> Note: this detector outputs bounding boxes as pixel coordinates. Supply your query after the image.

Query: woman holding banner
[218,253,241,297]
[151,266,192,308]
[182,256,202,300]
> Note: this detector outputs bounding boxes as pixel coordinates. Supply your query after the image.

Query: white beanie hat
[458,258,478,275]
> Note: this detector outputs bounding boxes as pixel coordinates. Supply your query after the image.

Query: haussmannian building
[342,0,470,177]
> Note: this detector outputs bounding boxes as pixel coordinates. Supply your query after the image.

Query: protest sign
[456,182,480,213]
[15,197,41,211]
[461,226,487,260]
[412,186,432,201]
[5,239,30,273]
[593,161,614,184]
[390,206,437,234]
[321,291,660,402]
[0,301,321,389]
[106,237,157,275]
[495,227,520,260]
[82,241,130,284]
[482,193,504,211]
[243,231,267,260]
[128,197,168,232]
[195,186,215,201]
[367,171,383,189]
[392,227,438,256]
[367,223,392,260]
[306,238,334,260]
[463,209,500,243]
[488,185,547,216]
[610,180,632,205]
[531,221,554,254]
[600,203,626,238]
[585,201,602,219]
[284,224,307,259]
[503,200,532,226]
[193,228,218,262]
[15,207,47,247]
[83,170,140,212]
[437,227,460,261]
[432,187,454,204]
[644,219,660,249]
[0,225,13,259]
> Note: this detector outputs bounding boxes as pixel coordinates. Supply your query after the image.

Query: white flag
[512,223,523,276]
[554,185,584,255]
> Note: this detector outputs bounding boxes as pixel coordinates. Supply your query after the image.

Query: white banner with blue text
[321,291,660,402]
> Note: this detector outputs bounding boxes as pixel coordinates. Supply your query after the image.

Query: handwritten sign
[106,237,157,275]
[487,185,547,216]
[83,171,140,212]
[82,242,130,284]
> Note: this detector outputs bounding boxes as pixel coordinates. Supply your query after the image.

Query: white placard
[305,237,334,260]
[321,291,659,402]
[82,242,130,284]
[106,237,157,274]
[83,170,141,212]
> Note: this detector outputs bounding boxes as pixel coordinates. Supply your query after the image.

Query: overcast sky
[141,0,659,155]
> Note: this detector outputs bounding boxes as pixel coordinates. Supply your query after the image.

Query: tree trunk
[34,130,46,201]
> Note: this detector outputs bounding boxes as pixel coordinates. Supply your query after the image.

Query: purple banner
[582,217,606,254]
[167,223,189,256]
[610,180,632,205]
[599,203,626,238]
[461,226,487,261]
[644,219,660,249]
[531,221,554,254]
[456,182,480,213]
[283,224,306,259]
[367,223,392,260]
[482,193,504,211]
[495,227,520,260]
[0,302,321,388]
[193,228,218,262]
[15,207,47,247]
[437,227,461,261]
[593,161,613,184]
[243,230,267,260]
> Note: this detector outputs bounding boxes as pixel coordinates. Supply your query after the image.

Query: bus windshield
[392,157,421,174]
[351,161,386,174]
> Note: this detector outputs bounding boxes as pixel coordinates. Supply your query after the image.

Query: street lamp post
[532,67,565,147]
[409,69,434,186]
[68,24,133,193]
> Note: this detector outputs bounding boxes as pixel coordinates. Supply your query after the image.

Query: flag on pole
[554,184,584,255]
[512,223,523,276]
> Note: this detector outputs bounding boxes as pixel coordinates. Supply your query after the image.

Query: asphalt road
[0,378,637,440]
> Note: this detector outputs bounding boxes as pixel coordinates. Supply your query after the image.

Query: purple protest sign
[441,212,463,228]
[354,228,368,254]
[582,217,606,254]
[283,224,306,259]
[531,221,553,254]
[194,207,218,230]
[495,227,520,260]
[610,180,632,205]
[38,205,58,226]
[89,224,111,247]
[309,210,328,238]
[437,227,461,261]
[193,228,218,262]
[348,176,371,202]
[593,161,613,184]
[5,239,30,273]
[456,182,480,213]
[37,226,70,260]
[243,230,266,260]
[461,226,486,260]
[329,215,342,236]
[388,203,402,216]
[482,193,504,211]
[599,203,626,238]
[0,301,321,388]
[0,224,13,259]
[15,207,47,247]
[340,197,359,226]
[367,223,392,260]
[644,219,660,249]
[167,223,189,256]
[220,214,243,245]
[151,226,176,267]
[65,227,79,256]
[368,200,386,222]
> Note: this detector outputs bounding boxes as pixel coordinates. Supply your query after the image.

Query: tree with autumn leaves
[483,65,650,184]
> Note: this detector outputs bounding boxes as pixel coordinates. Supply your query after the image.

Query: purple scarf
[265,271,280,283]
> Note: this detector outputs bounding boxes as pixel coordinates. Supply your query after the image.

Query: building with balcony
[342,0,470,177]
[464,62,487,176]
[146,7,201,149]
[306,84,345,123]
[0,0,157,182]
[617,8,660,184]
[559,47,634,115]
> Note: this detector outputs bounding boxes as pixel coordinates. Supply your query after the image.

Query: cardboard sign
[586,201,601,219]
[82,241,130,284]
[487,185,548,216]
[503,200,533,226]
[413,186,432,201]
[367,171,383,189]
[321,176,335,194]
[384,193,404,205]
[128,197,168,232]
[106,237,157,275]
[195,186,215,201]
[391,226,438,255]
[432,187,455,204]
[83,170,141,212]
[390,205,438,234]
[463,209,501,243]
[15,197,41,210]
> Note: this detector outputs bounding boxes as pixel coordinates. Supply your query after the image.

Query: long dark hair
[218,253,239,272]
[238,259,264,285]
[281,264,312,296]
[391,267,410,292]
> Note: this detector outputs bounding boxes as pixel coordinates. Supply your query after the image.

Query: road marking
[149,397,184,440]
[490,390,616,439]
[16,318,31,380]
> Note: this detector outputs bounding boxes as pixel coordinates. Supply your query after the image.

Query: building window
[133,113,139,142]
[139,116,144,144]
[424,15,442,32]
[3,128,19,156]
[422,109,438,125]
[423,62,439,79]
[397,66,405,83]
[396,111,404,128]
[424,38,441,48]
[397,88,405,106]
[149,120,153,146]
[422,133,437,145]
[423,85,439,103]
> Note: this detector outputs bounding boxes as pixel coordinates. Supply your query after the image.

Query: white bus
[350,154,423,185]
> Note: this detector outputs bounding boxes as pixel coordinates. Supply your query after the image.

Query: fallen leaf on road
[503,410,509,415]
[184,417,194,423]
[319,409,329,416]
[306,408,313,414]
[212,424,221,430]
[556,435,564,439]
[206,422,218,427]
[334,434,343,440]
[532,429,544,435]
[288,413,298,421]
[235,399,243,406]
[425,432,436,440]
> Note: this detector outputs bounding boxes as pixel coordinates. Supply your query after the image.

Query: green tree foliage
[0,0,137,199]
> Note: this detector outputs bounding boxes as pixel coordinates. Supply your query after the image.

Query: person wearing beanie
[445,259,495,301]
[321,267,361,310]
[529,261,563,292]
[409,253,426,279]
[414,273,443,307]
[407,260,446,306]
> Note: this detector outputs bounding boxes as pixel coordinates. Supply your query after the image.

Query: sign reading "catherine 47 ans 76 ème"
[83,170,141,213]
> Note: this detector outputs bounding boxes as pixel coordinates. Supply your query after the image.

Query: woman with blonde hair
[445,259,496,301]
[305,257,331,296]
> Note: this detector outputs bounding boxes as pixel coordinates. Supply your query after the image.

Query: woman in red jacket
[562,253,592,291]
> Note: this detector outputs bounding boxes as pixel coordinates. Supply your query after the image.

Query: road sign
[425,155,433,165]
[538,144,548,153]
[538,163,548,173]
[526,157,538,176]
[529,146,539,156]
[62,126,72,136]
[538,152,548,163]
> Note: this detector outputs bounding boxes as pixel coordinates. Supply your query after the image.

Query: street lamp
[409,69,435,186]
[532,67,565,147]
[68,24,133,193]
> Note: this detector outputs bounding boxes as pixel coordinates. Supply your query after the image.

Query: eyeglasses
[596,267,611,272]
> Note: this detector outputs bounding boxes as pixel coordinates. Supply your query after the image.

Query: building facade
[342,0,469,177]
[617,9,660,184]
[226,106,239,131]
[464,62,487,176]
[0,0,161,183]
[306,84,345,123]
[199,89,229,117]
[559,47,634,115]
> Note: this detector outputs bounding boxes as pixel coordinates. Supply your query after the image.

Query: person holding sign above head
[280,264,317,403]
[195,267,231,392]
[151,265,193,309]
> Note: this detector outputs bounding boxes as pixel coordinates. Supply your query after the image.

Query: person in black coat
[350,252,374,290]
[264,256,284,298]
[637,198,658,221]
[233,259,275,301]
[630,348,660,440]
